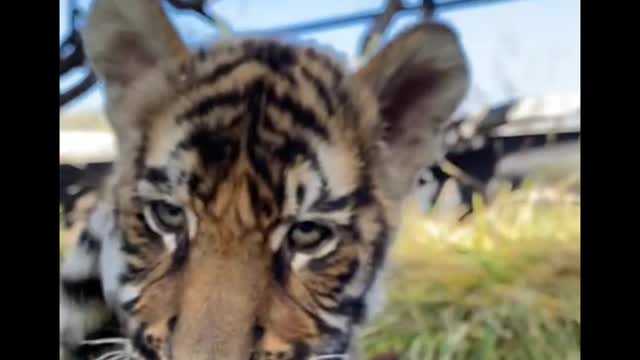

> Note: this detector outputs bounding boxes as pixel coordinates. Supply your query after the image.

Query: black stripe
[265,85,328,138]
[339,222,361,242]
[272,250,289,285]
[336,259,359,284]
[249,78,329,138]
[180,128,238,166]
[246,80,274,186]
[312,193,351,213]
[336,297,366,324]
[69,316,122,359]
[310,258,358,303]
[284,278,346,335]
[167,315,179,332]
[248,152,273,189]
[200,54,296,91]
[187,174,202,195]
[61,278,104,302]
[134,133,149,179]
[119,264,146,284]
[188,174,216,203]
[252,324,265,345]
[78,230,101,252]
[248,41,296,69]
[244,41,297,85]
[278,281,347,337]
[120,236,140,255]
[274,182,286,211]
[247,177,265,218]
[370,220,389,270]
[133,323,160,360]
[144,167,169,184]
[183,79,328,138]
[311,185,372,213]
[303,47,343,86]
[353,181,373,207]
[298,302,343,337]
[131,210,163,250]
[359,217,390,295]
[274,138,309,164]
[296,184,305,207]
[180,91,245,120]
[306,247,341,273]
[84,315,121,341]
[292,342,311,360]
[335,86,351,108]
[168,233,190,273]
[300,66,335,115]
[200,57,249,85]
[121,296,140,313]
[188,42,297,116]
[307,286,339,313]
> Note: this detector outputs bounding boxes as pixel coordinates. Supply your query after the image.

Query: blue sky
[60,0,580,115]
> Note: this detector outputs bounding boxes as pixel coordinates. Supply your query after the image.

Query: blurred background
[59,1,580,359]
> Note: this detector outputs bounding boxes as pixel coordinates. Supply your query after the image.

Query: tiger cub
[60,1,469,359]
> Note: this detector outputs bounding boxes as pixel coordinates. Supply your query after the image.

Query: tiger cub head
[81,0,468,358]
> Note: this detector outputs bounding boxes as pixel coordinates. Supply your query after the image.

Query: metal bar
[59,0,523,107]
[237,0,524,36]
[60,71,97,107]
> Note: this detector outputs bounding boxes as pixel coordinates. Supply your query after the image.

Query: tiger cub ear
[353,22,470,201]
[82,0,190,103]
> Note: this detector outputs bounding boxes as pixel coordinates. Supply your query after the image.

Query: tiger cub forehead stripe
[173,40,345,132]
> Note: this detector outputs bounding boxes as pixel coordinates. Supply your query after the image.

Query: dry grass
[360,176,580,360]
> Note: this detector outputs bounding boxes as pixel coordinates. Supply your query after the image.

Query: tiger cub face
[65,0,468,359]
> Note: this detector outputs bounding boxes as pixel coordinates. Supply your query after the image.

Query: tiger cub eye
[287,221,333,250]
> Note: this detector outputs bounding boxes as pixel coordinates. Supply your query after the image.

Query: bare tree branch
[358,0,402,57]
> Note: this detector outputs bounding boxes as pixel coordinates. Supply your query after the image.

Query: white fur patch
[99,231,126,308]
[88,203,116,238]
[60,293,111,346]
[269,225,289,252]
[315,307,349,333]
[291,252,313,272]
[60,246,98,281]
[313,140,361,199]
[291,235,338,271]
[118,284,141,305]
[186,208,198,239]
[363,271,386,321]
[284,160,324,215]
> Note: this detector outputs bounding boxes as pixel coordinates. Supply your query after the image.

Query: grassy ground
[59,176,580,360]
[360,177,580,360]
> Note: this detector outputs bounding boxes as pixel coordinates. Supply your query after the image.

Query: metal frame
[59,0,523,107]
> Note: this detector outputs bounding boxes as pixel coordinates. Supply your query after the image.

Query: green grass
[359,177,580,360]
